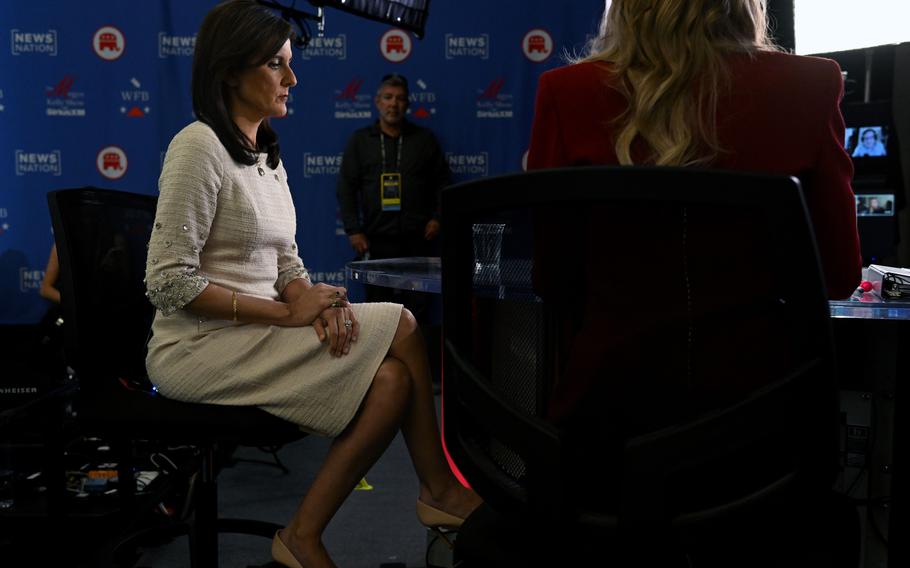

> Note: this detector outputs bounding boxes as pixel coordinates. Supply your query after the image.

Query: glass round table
[346,256,910,320]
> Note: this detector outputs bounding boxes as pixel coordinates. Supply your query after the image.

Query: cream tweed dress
[145,121,402,437]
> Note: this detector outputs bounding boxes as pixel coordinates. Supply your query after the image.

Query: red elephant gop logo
[522,29,553,63]
[97,146,128,180]
[380,29,411,63]
[93,26,125,61]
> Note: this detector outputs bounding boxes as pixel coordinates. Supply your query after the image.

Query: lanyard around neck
[380,132,403,173]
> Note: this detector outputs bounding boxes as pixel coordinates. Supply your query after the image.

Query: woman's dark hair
[192,0,293,169]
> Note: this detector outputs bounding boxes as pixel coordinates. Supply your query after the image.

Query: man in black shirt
[336,74,451,312]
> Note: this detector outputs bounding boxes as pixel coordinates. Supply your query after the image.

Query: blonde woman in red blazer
[527,0,862,430]
[529,0,861,299]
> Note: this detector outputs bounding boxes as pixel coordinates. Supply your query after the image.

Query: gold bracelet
[232,291,238,321]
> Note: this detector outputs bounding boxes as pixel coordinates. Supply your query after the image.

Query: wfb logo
[97,146,128,180]
[302,34,347,60]
[93,26,125,61]
[10,29,58,56]
[380,29,411,63]
[446,152,489,177]
[445,34,490,60]
[522,28,552,63]
[120,77,151,117]
[408,79,437,120]
[15,150,62,176]
[303,153,343,178]
[159,33,196,57]
[20,267,44,293]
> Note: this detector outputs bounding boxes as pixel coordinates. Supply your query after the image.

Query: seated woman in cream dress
[144,2,480,567]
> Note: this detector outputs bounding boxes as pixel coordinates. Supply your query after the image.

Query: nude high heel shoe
[417,500,466,550]
[272,530,304,568]
[416,499,466,530]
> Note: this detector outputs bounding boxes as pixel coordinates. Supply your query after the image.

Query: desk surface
[347,257,442,294]
[345,257,910,320]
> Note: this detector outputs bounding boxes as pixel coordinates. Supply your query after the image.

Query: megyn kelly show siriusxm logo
[476,78,513,119]
[334,78,372,120]
[45,75,86,117]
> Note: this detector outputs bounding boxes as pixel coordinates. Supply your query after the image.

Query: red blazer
[526,52,862,428]
[528,51,862,299]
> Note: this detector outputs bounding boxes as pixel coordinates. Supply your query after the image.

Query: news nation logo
[408,78,437,120]
[120,77,151,117]
[159,33,195,57]
[20,267,44,293]
[334,78,372,120]
[476,78,513,119]
[45,75,86,117]
[15,150,62,176]
[97,146,128,180]
[308,270,346,285]
[522,28,552,63]
[10,29,57,56]
[302,34,347,60]
[445,34,490,60]
[446,152,489,177]
[303,153,342,179]
[380,29,411,63]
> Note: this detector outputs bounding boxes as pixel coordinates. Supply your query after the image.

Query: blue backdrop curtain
[0,0,604,324]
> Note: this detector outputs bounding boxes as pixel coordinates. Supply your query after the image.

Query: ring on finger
[344,319,353,328]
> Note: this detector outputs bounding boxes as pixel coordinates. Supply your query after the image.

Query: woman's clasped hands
[286,283,358,357]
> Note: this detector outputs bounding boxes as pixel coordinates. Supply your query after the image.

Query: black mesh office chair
[441,167,860,567]
[47,187,304,567]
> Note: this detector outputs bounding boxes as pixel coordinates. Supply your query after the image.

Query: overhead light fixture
[257,0,431,49]
[312,0,431,38]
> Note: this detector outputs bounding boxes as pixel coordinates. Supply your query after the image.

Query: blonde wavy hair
[586,0,778,166]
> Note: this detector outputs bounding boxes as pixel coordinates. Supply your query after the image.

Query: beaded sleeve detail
[146,268,209,316]
[276,267,311,295]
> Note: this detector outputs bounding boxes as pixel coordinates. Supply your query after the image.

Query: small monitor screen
[856,193,895,217]
[849,126,889,158]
